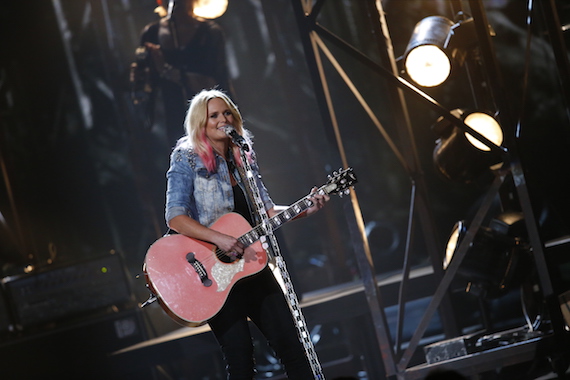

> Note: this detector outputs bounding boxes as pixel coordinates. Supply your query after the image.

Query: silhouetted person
[130,0,233,143]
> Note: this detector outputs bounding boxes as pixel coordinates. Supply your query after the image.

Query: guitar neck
[270,196,315,229]
[239,195,315,248]
[237,167,356,249]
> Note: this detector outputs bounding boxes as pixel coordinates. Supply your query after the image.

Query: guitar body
[144,213,268,327]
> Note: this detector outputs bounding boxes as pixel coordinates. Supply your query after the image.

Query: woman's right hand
[169,215,244,257]
[212,232,245,258]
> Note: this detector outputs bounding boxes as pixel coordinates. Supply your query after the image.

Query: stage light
[403,14,478,88]
[404,16,454,87]
[405,45,451,87]
[463,112,503,151]
[444,212,530,299]
[443,220,463,270]
[193,0,228,19]
[432,109,504,183]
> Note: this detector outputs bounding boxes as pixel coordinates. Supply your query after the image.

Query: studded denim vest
[165,141,274,228]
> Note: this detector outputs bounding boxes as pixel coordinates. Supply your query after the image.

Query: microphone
[222,125,249,151]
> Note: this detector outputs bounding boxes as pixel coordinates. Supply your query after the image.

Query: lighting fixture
[432,109,504,183]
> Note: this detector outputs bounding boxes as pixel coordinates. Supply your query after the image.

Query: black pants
[208,267,314,379]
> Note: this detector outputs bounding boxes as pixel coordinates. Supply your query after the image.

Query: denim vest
[165,142,274,228]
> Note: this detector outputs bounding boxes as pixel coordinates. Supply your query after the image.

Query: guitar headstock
[321,167,357,197]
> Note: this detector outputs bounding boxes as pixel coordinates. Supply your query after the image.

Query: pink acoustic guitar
[143,168,357,327]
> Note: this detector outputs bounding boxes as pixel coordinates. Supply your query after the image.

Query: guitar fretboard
[238,197,315,247]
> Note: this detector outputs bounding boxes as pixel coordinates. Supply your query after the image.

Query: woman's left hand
[306,187,330,217]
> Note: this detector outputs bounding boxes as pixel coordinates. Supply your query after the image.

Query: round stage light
[405,45,451,87]
[464,112,503,151]
[193,0,228,19]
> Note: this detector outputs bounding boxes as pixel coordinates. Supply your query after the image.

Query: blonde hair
[183,89,248,172]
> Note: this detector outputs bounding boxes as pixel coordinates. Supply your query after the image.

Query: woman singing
[164,89,329,379]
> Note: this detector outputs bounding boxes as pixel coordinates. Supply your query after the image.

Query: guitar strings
[192,174,354,265]
[194,197,314,265]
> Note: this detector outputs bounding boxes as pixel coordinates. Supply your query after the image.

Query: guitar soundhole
[216,248,239,264]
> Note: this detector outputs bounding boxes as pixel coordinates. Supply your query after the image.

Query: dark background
[1,0,569,379]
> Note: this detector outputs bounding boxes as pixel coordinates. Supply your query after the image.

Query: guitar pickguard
[211,260,245,292]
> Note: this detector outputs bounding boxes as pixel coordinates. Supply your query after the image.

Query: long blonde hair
[183,89,249,172]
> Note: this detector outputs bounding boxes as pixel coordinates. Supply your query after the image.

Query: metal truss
[290,0,569,378]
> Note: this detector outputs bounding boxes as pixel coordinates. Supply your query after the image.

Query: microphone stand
[235,142,325,380]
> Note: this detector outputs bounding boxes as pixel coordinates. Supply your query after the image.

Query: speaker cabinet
[1,254,133,330]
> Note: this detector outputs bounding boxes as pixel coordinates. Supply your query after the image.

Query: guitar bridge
[186,252,213,287]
